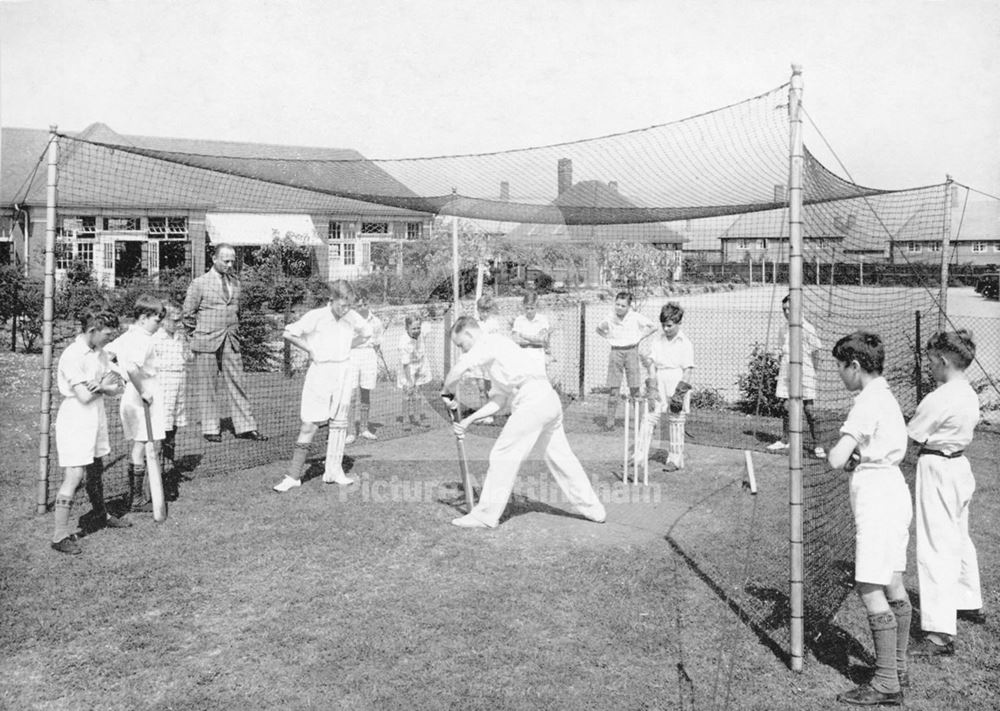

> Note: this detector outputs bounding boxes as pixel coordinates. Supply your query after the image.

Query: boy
[272,280,372,492]
[596,292,656,430]
[827,331,911,706]
[906,329,984,657]
[441,316,605,529]
[635,302,694,472]
[346,290,384,443]
[51,305,131,554]
[153,301,192,499]
[105,294,166,514]
[767,294,825,458]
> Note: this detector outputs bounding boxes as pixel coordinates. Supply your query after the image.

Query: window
[736,239,750,250]
[55,242,74,269]
[343,242,356,266]
[993,243,1000,252]
[406,222,422,240]
[76,242,95,268]
[329,243,341,260]
[972,242,986,253]
[928,242,942,253]
[329,222,342,240]
[907,242,922,253]
[103,217,142,231]
[149,216,188,239]
[361,222,389,235]
[755,239,767,250]
[60,216,96,238]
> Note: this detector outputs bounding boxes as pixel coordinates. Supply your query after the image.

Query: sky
[1,0,998,197]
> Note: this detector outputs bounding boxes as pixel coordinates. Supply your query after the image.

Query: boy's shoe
[322,472,355,486]
[813,446,827,459]
[958,608,986,624]
[130,501,154,514]
[360,430,378,440]
[104,514,132,528]
[345,433,357,445]
[909,636,955,657]
[836,683,902,706]
[451,513,490,529]
[663,462,680,472]
[273,476,301,493]
[766,441,790,452]
[51,536,82,555]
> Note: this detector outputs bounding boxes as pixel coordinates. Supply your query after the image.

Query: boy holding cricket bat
[50,305,131,555]
[105,294,167,516]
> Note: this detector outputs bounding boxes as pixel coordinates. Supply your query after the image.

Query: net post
[787,65,805,673]
[37,127,59,515]
[938,176,953,329]
[914,310,923,402]
[577,300,586,400]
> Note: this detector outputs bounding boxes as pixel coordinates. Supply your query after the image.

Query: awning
[204,213,323,247]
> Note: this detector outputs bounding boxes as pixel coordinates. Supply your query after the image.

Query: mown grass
[2,349,999,710]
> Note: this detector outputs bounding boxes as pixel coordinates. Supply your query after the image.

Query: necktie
[221,275,231,301]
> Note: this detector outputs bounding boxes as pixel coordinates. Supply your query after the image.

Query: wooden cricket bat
[142,400,167,522]
[448,405,476,512]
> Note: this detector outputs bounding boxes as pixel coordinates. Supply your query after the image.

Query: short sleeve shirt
[57,335,112,399]
[285,307,372,363]
[604,309,654,348]
[106,325,158,381]
[906,378,979,454]
[353,312,384,350]
[645,330,694,372]
[840,377,908,469]
[512,314,551,344]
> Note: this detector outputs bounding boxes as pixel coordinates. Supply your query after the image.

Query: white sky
[1,0,998,196]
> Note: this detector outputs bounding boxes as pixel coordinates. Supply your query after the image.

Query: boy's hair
[522,291,539,307]
[451,315,480,335]
[476,294,494,314]
[832,331,885,374]
[781,294,791,306]
[78,304,119,332]
[614,291,634,305]
[164,301,183,318]
[660,301,684,324]
[926,329,976,369]
[328,279,356,302]
[405,314,424,330]
[354,287,368,302]
[133,293,166,320]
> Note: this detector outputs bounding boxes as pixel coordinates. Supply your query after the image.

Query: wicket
[621,392,649,485]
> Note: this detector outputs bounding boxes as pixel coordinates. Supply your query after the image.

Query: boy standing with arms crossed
[105,294,167,515]
[346,290,384,443]
[827,331,911,707]
[51,305,131,554]
[272,281,372,492]
[596,292,656,430]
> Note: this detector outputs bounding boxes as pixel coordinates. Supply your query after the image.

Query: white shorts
[301,361,355,424]
[350,348,378,390]
[120,385,166,442]
[55,397,111,468]
[850,466,912,584]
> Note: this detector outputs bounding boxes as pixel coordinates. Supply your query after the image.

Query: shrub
[736,343,783,416]
[689,386,729,411]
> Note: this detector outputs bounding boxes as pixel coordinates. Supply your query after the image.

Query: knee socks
[360,404,371,433]
[85,459,108,520]
[52,496,74,543]
[889,598,912,679]
[868,611,900,694]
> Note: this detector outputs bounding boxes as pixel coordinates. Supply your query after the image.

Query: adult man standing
[182,243,266,442]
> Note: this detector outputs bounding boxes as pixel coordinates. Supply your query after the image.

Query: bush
[689,387,729,411]
[736,343,783,416]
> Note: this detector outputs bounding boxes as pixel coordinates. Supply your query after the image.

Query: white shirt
[106,325,158,381]
[840,377,908,470]
[906,377,980,454]
[285,307,372,363]
[512,313,551,347]
[457,332,546,399]
[644,330,694,372]
[57,335,112,399]
[601,309,654,348]
[352,311,384,350]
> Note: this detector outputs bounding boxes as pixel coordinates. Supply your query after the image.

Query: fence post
[443,309,453,375]
[37,127,59,514]
[914,310,923,402]
[578,300,586,400]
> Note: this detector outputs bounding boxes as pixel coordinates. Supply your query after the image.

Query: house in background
[1,125,434,283]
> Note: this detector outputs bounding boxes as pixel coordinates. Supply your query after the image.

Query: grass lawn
[2,349,999,710]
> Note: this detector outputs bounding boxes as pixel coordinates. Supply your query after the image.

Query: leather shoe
[235,430,268,441]
[836,683,902,706]
[909,636,954,657]
[203,433,222,443]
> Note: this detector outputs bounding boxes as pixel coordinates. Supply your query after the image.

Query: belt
[521,343,544,349]
[610,344,638,351]
[918,447,965,459]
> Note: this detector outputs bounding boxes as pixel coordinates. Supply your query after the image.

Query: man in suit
[182,243,266,442]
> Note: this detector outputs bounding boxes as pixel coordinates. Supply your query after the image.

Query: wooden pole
[939,176,953,329]
[577,301,586,399]
[787,65,805,673]
[37,127,58,514]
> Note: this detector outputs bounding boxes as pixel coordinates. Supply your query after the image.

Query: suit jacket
[183,268,242,353]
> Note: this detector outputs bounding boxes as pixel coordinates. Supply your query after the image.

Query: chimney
[557,158,573,195]
[500,181,510,201]
[609,180,619,193]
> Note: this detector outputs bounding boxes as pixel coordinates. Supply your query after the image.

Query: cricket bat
[142,400,167,522]
[447,402,476,512]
